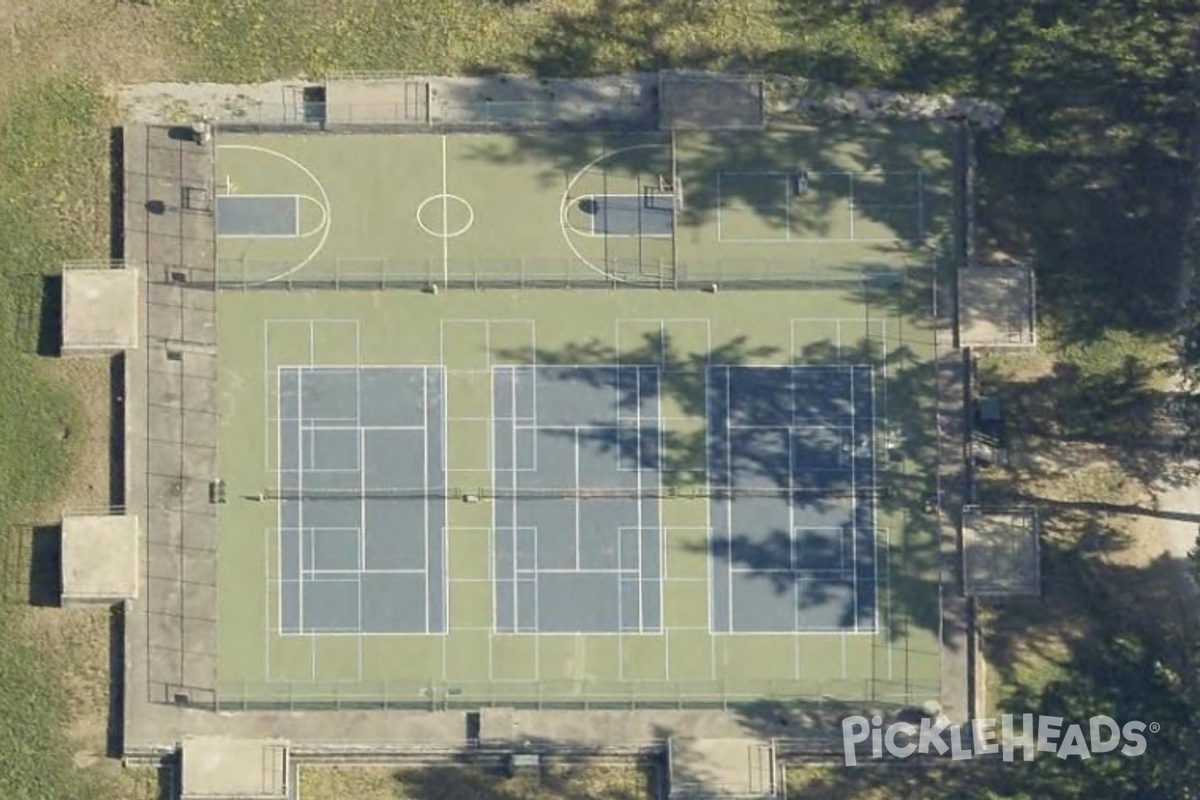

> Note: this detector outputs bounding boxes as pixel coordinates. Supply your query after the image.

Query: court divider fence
[184,257,907,292]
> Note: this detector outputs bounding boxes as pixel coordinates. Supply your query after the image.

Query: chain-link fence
[215,676,939,712]
[198,256,903,292]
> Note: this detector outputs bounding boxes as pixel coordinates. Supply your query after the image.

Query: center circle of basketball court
[416,194,475,238]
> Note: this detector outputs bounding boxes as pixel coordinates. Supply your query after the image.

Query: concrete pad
[62,268,140,353]
[61,514,139,604]
[962,506,1040,596]
[326,79,430,126]
[180,736,288,798]
[660,73,765,130]
[957,266,1037,348]
[668,737,777,798]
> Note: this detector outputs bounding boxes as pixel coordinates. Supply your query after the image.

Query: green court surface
[213,124,954,288]
[212,125,954,710]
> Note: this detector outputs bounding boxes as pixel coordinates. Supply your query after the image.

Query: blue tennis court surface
[277,366,446,634]
[708,365,878,633]
[273,361,878,637]
[493,365,663,634]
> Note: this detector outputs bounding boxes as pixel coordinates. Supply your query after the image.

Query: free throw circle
[416,194,475,238]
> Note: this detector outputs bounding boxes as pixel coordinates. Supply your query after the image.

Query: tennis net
[260,485,885,501]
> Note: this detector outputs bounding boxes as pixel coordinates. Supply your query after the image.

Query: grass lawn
[0,2,178,794]
[299,765,653,800]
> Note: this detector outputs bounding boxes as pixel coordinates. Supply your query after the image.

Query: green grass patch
[165,0,955,82]
[0,76,113,800]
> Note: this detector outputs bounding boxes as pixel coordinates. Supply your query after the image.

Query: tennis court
[211,123,955,710]
[276,366,447,635]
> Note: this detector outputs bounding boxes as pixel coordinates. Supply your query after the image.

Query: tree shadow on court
[490,284,946,647]
[458,114,958,261]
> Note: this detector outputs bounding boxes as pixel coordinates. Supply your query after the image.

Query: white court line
[916,170,925,241]
[720,629,876,637]
[850,365,859,633]
[305,423,427,432]
[715,169,725,241]
[787,370,799,634]
[296,368,306,637]
[530,321,540,417]
[273,367,283,641]
[422,365,431,634]
[881,320,889,455]
[532,543,541,679]
[574,427,581,571]
[848,171,856,242]
[616,528,625,675]
[522,422,643,433]
[441,135,449,284]
[659,320,667,369]
[729,567,855,576]
[636,367,644,634]
[842,631,848,679]
[266,529,275,677]
[487,361,498,637]
[720,169,913,177]
[870,365,881,635]
[490,631,652,638]
[515,567,643,575]
[725,366,734,635]
[358,371,367,603]
[263,324,282,472]
[307,567,428,576]
[654,366,666,633]
[280,629,454,639]
[353,571,363,637]
[439,372,450,636]
[219,145,332,284]
[795,616,802,680]
[784,172,792,242]
[559,142,666,283]
[729,423,852,431]
[523,376,537,474]
[357,607,365,682]
[510,452,521,634]
[717,235,898,244]
[703,366,716,651]
[884,526,892,675]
